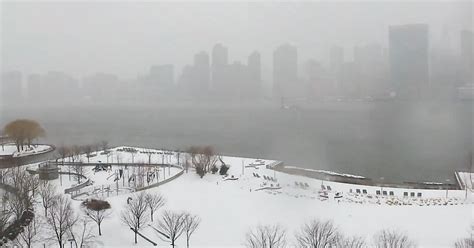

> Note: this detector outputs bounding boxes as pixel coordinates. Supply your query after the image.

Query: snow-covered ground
[18,146,474,247]
[0,143,53,157]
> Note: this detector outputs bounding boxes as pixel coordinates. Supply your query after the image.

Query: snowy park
[0,145,470,247]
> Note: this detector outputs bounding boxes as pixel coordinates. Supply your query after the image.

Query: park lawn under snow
[27,147,474,247]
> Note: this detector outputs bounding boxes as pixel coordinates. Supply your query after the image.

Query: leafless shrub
[245,224,287,248]
[295,219,341,248]
[454,238,473,248]
[337,235,367,248]
[373,229,417,248]
[188,146,218,178]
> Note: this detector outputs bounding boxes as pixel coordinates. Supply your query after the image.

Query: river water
[1,101,472,184]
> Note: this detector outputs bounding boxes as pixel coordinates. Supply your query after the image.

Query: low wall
[135,164,184,192]
[63,173,91,194]
[0,144,56,168]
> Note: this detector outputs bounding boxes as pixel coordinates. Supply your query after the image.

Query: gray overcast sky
[1,1,472,80]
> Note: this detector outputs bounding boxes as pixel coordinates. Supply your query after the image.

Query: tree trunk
[187,237,190,248]
[134,229,137,244]
[98,223,102,236]
[150,210,154,222]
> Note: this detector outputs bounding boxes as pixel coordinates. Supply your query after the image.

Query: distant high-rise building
[389,24,429,100]
[353,43,388,97]
[193,51,211,91]
[1,71,23,104]
[305,59,329,99]
[149,64,174,87]
[41,71,79,102]
[26,73,42,101]
[330,46,344,72]
[329,46,344,95]
[460,30,473,84]
[273,43,298,98]
[248,51,261,83]
[82,72,119,101]
[212,43,229,92]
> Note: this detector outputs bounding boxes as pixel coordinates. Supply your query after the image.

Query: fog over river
[1,101,472,184]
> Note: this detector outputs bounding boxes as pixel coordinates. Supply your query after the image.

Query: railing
[136,165,184,192]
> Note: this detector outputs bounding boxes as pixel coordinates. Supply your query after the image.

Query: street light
[380,177,385,196]
[446,179,451,198]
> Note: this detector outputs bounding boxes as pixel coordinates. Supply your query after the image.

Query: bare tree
[8,193,27,221]
[120,192,149,244]
[100,140,109,152]
[81,199,112,236]
[373,229,416,248]
[155,210,186,248]
[56,145,70,166]
[38,180,57,217]
[245,224,287,248]
[15,215,41,248]
[46,195,77,248]
[295,219,341,248]
[0,209,11,234]
[145,193,166,222]
[454,238,473,248]
[183,212,201,248]
[83,144,94,163]
[337,235,367,248]
[188,146,218,178]
[8,169,38,220]
[68,216,96,248]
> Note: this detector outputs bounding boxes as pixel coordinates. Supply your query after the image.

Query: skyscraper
[193,51,211,91]
[149,64,174,87]
[273,43,298,98]
[248,51,261,83]
[1,71,23,104]
[329,46,344,95]
[212,43,229,90]
[389,24,429,100]
[460,30,473,84]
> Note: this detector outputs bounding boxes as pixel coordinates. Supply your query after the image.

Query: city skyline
[2,1,471,79]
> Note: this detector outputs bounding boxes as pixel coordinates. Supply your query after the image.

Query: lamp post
[446,179,451,198]
[380,177,385,196]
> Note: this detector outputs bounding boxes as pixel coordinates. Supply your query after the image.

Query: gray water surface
[1,101,472,184]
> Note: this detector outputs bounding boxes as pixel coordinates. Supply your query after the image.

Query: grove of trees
[245,219,418,248]
[187,146,218,178]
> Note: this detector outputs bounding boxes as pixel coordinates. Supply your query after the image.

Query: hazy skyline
[2,1,472,80]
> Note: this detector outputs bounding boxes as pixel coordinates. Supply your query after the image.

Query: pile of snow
[284,165,366,179]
